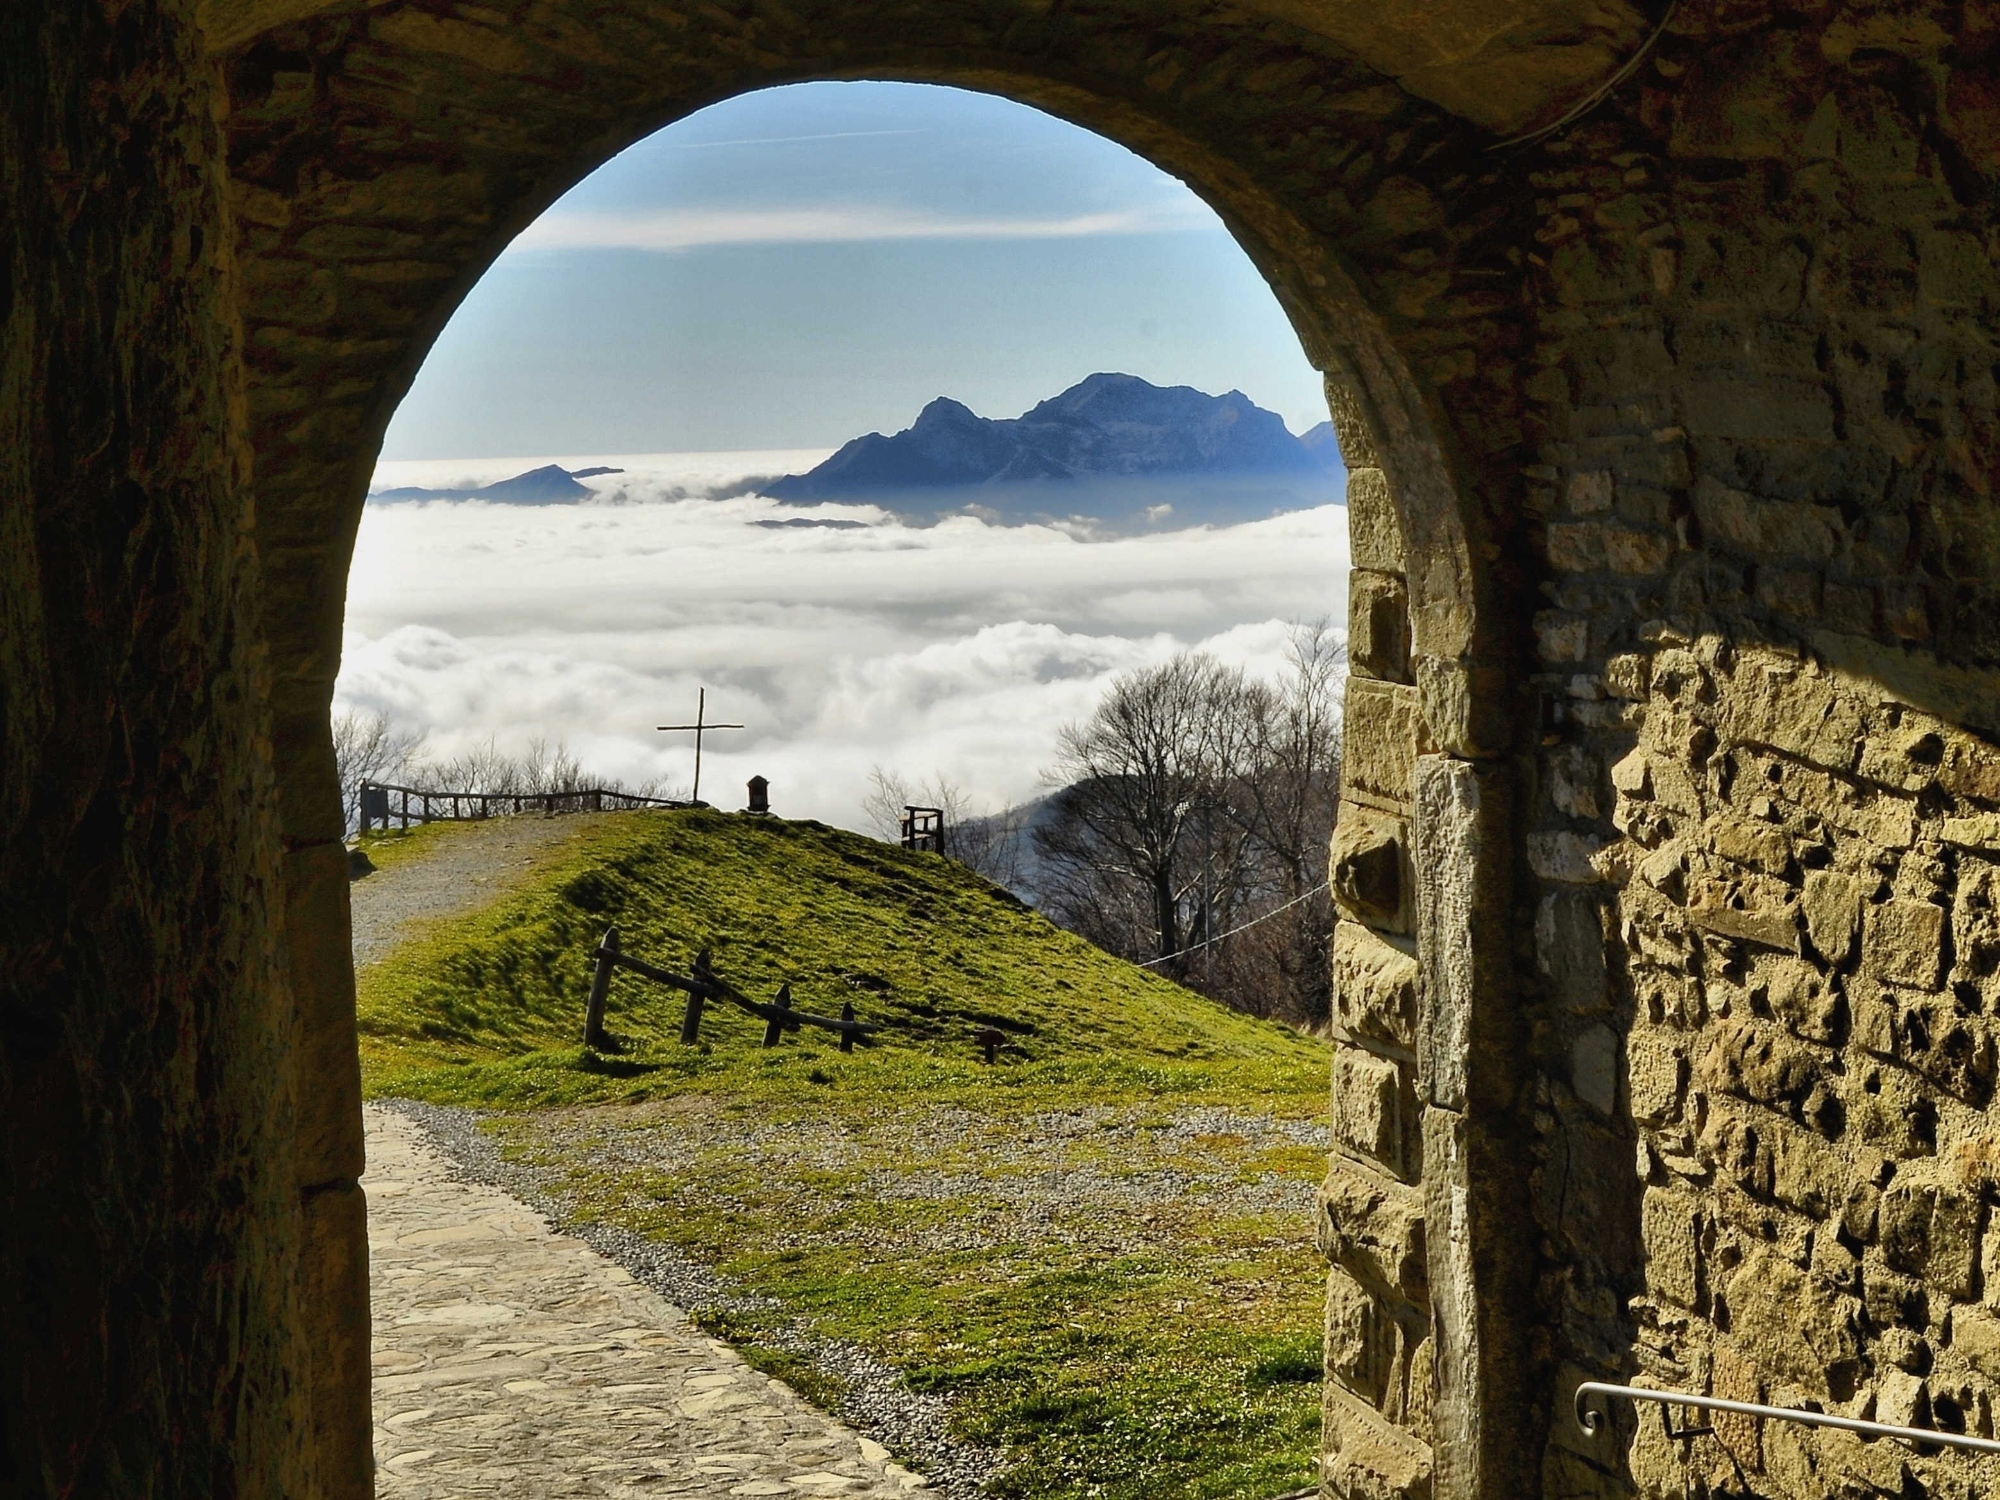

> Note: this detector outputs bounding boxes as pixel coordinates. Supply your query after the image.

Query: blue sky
[380,81,1329,458]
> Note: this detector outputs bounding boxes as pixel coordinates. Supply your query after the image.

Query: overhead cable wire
[1135,880,1332,970]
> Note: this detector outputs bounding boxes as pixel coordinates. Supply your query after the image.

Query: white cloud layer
[511,202,1213,253]
[340,454,1349,830]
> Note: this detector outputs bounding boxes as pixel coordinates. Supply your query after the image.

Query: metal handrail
[1576,1380,2000,1458]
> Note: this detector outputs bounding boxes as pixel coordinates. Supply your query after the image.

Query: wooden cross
[656,687,744,806]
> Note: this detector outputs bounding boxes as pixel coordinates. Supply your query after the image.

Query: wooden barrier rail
[358,778,694,833]
[582,927,878,1053]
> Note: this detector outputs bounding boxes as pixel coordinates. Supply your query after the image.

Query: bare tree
[864,766,1024,887]
[1033,629,1343,1025]
[332,708,427,834]
[1034,654,1260,971]
[337,710,682,834]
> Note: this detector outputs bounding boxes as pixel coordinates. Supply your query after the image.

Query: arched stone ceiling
[197,0,1652,133]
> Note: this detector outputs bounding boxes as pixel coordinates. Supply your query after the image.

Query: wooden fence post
[584,925,618,1050]
[683,947,713,1044]
[763,983,793,1047]
[839,1001,856,1054]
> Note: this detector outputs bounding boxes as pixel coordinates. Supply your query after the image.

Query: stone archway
[214,9,1537,1496]
[12,0,2000,1496]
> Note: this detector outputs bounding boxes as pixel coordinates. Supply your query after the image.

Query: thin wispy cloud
[658,128,925,150]
[511,202,1216,254]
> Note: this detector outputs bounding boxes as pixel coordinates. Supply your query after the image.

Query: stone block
[1817,1426,1914,1496]
[1332,805,1410,933]
[1416,656,1512,760]
[1769,1117,1842,1217]
[1863,898,1945,990]
[1880,1169,1981,1300]
[1333,1045,1416,1179]
[1697,1017,1820,1107]
[1758,955,1839,1042]
[1725,1247,1861,1397]
[1348,467,1402,572]
[1693,476,1843,563]
[1346,677,1427,806]
[1710,1341,1764,1473]
[1862,1248,1930,1331]
[1528,831,1608,884]
[1318,1156,1427,1298]
[1602,526,1675,575]
[1950,1305,2000,1381]
[1611,746,1651,797]
[1686,869,1799,950]
[1875,1368,1930,1428]
[1703,813,1791,875]
[1322,1383,1432,1500]
[1944,813,2000,850]
[288,840,366,1185]
[1537,890,1608,1014]
[1334,921,1420,1051]
[1414,758,1515,1113]
[1937,730,2000,805]
[1566,470,1613,513]
[1324,377,1380,468]
[1325,1265,1405,1409]
[302,1180,374,1500]
[1628,1028,1685,1125]
[1715,646,1865,772]
[1570,1025,1618,1115]
[1802,869,1865,963]
[1423,1106,1535,1500]
[1641,1189,1700,1308]
[1350,569,1412,682]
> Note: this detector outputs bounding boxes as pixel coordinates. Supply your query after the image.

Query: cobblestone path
[366,1104,931,1497]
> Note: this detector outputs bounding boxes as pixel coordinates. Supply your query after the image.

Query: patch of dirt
[348,814,610,968]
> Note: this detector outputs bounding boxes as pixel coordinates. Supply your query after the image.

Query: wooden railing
[582,928,878,1052]
[357,779,694,832]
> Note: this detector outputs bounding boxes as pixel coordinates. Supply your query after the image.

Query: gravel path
[367,1103,932,1498]
[350,814,608,968]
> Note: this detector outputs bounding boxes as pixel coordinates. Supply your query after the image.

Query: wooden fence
[582,928,878,1052]
[358,779,694,832]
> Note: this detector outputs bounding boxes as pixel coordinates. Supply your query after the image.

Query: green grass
[358,810,1328,1499]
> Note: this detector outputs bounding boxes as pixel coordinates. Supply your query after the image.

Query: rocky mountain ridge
[766,373,1337,500]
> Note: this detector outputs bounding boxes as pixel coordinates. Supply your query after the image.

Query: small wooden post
[763,983,793,1047]
[584,925,618,1049]
[839,1000,856,1054]
[974,1027,1006,1065]
[683,947,714,1044]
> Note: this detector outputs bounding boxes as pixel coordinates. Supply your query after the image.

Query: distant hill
[767,374,1337,502]
[371,462,623,504]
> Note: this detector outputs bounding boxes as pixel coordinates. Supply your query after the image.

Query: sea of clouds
[337,453,1349,831]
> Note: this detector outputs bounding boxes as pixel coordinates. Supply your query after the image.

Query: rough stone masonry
[5,0,2000,1497]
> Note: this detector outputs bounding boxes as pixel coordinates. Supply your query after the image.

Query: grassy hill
[358,808,1324,1109]
[355,810,1329,1500]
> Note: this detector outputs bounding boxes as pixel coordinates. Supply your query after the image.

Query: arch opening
[222,13,1513,1500]
[343,79,1365,1500]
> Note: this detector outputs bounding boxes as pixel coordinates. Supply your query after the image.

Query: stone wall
[0,2,310,1494]
[1508,0,2000,1496]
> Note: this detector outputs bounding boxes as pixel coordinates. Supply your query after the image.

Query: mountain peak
[766,374,1331,501]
